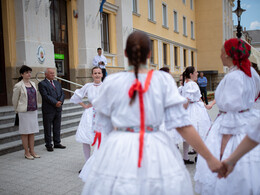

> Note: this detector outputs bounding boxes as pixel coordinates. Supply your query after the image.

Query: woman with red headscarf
[195,38,260,195]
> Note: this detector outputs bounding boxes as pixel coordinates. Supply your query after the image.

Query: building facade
[0,0,234,106]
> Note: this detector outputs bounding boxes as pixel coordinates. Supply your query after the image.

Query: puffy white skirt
[81,130,194,195]
[194,110,260,195]
[187,101,211,141]
[75,107,95,144]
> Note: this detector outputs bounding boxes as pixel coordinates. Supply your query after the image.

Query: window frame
[163,43,167,65]
[183,16,187,36]
[174,46,178,66]
[101,12,110,53]
[150,39,154,64]
[162,2,168,28]
[132,0,138,14]
[183,49,187,67]
[191,20,194,39]
[190,0,193,10]
[173,10,178,32]
[148,0,155,21]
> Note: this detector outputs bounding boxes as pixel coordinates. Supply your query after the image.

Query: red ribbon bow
[91,131,102,149]
[128,70,154,168]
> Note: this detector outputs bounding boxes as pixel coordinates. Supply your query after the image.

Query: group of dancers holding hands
[70,31,260,195]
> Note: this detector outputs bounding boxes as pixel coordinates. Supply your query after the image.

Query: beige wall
[195,0,224,73]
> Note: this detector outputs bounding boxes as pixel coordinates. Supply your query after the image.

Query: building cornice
[103,1,119,13]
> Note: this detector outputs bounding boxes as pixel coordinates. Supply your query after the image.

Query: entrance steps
[0,100,83,155]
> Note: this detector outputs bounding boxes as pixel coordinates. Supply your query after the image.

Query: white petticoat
[81,130,194,195]
[194,110,260,195]
[187,101,211,141]
[75,107,95,144]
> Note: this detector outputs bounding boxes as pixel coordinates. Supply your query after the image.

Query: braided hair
[125,31,151,105]
[182,66,195,84]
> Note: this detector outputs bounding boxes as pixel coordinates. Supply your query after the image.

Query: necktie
[50,80,56,89]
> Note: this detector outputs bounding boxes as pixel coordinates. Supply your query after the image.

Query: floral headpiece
[224,38,251,77]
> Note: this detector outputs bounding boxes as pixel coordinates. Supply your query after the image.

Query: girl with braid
[81,31,224,195]
[181,66,212,164]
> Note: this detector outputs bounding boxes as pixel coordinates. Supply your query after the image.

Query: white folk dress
[182,80,211,141]
[160,86,184,144]
[81,71,194,195]
[247,120,260,144]
[195,66,260,195]
[70,82,102,144]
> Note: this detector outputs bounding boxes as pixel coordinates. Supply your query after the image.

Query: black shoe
[46,147,53,152]
[78,169,81,174]
[188,150,197,155]
[54,144,66,149]
[184,159,194,164]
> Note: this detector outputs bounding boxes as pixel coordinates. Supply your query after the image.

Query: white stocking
[82,143,91,161]
[183,142,189,160]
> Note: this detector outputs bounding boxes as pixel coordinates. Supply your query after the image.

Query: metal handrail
[35,71,83,94]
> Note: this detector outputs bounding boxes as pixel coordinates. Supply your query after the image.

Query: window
[162,3,167,27]
[163,43,167,65]
[183,49,186,67]
[191,21,194,39]
[174,46,178,66]
[150,39,154,64]
[148,0,154,21]
[173,11,178,32]
[191,51,194,66]
[101,12,110,53]
[190,0,193,10]
[182,0,186,4]
[183,16,187,36]
[133,0,138,13]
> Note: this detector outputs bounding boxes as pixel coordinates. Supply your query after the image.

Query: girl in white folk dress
[194,38,260,195]
[80,31,225,195]
[181,66,212,164]
[70,67,103,162]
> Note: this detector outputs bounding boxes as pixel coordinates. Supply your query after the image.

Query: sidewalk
[0,136,85,195]
[0,103,218,195]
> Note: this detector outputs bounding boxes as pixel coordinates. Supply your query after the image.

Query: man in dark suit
[38,68,66,151]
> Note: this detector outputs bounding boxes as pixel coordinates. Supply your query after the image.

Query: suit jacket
[38,78,65,114]
[12,80,38,113]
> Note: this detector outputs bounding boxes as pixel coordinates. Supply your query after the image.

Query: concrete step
[0,99,87,156]
[0,109,83,134]
[0,104,83,126]
[0,126,77,156]
[0,117,81,144]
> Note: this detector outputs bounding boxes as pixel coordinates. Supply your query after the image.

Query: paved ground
[0,103,218,195]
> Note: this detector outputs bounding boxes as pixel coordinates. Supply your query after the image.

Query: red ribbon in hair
[91,131,102,149]
[224,38,251,77]
[128,70,154,168]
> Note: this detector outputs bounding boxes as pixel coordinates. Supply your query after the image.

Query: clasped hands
[55,101,62,107]
[207,156,235,178]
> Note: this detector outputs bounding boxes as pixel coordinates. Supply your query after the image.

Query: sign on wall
[37,46,45,64]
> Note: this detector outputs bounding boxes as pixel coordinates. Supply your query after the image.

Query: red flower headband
[224,38,251,77]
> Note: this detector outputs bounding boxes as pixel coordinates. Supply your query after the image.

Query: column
[115,0,133,69]
[14,0,54,69]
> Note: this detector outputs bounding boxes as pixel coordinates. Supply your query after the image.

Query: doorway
[50,0,70,98]
[0,0,7,106]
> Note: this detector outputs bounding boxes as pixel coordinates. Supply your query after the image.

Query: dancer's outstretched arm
[222,136,258,178]
[176,125,226,177]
